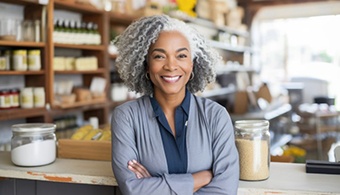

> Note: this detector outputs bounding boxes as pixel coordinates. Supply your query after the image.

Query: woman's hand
[128,160,151,179]
[192,170,213,192]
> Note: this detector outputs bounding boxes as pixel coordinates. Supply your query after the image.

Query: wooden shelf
[0,40,45,48]
[109,12,139,25]
[54,0,103,14]
[0,70,44,75]
[0,0,43,6]
[54,43,105,51]
[216,66,257,75]
[209,40,252,53]
[0,108,46,121]
[50,99,108,113]
[168,11,249,37]
[198,86,236,98]
[54,68,106,74]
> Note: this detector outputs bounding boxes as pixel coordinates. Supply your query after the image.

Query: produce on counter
[70,124,111,141]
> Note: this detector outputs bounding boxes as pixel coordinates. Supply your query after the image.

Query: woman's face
[147,31,193,97]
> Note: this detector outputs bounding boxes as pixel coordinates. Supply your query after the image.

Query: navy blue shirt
[150,90,190,174]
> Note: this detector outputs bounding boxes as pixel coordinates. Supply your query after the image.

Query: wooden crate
[57,139,111,161]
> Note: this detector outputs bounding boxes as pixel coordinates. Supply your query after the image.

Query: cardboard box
[233,91,248,114]
[58,139,111,161]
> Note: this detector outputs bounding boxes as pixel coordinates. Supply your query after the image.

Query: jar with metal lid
[234,120,270,181]
[11,123,56,166]
[27,50,41,71]
[12,50,27,71]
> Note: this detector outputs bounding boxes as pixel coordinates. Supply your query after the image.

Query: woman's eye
[154,55,164,59]
[178,54,187,58]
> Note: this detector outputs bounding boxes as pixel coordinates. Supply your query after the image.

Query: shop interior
[0,0,339,164]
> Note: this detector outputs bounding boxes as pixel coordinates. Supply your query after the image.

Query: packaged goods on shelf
[53,57,65,71]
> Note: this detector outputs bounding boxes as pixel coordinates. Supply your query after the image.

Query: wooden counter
[0,152,340,195]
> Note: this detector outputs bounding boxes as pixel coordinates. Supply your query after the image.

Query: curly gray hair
[114,14,221,95]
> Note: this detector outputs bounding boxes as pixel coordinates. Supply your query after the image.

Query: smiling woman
[110,14,239,195]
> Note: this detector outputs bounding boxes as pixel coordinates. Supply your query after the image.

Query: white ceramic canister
[11,123,56,166]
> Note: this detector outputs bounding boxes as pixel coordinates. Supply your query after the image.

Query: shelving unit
[293,110,340,160]
[0,1,259,142]
[0,0,138,132]
[0,0,48,123]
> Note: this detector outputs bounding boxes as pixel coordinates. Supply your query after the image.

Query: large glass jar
[234,120,270,181]
[11,123,56,166]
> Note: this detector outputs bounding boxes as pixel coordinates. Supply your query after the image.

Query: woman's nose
[164,57,178,71]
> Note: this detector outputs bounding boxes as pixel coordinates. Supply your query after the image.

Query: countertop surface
[1,152,340,194]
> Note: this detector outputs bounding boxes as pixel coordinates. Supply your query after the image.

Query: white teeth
[162,76,180,81]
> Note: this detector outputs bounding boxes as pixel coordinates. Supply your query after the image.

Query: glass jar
[234,120,270,181]
[11,123,56,166]
[0,89,11,109]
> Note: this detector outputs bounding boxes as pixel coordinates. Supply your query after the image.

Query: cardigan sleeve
[111,104,194,195]
[195,106,240,195]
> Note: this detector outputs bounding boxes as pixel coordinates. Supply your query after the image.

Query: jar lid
[235,120,269,132]
[12,123,56,133]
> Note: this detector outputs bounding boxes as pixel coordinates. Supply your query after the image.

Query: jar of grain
[235,120,270,181]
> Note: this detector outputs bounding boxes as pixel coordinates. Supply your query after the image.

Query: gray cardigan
[111,94,239,195]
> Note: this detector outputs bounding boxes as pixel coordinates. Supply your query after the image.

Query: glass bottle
[234,120,270,181]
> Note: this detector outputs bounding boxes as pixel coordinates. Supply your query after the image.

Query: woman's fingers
[128,160,151,178]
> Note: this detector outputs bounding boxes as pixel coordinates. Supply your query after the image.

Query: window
[252,2,340,109]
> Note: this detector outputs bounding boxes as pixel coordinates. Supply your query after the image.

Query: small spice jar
[11,123,56,166]
[10,88,20,108]
[0,89,11,109]
[234,120,270,181]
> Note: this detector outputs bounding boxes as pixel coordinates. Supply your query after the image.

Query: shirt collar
[150,89,191,117]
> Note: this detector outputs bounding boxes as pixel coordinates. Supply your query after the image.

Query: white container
[33,87,45,108]
[27,50,41,71]
[12,50,27,71]
[11,123,56,166]
[20,87,33,108]
[111,83,128,101]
